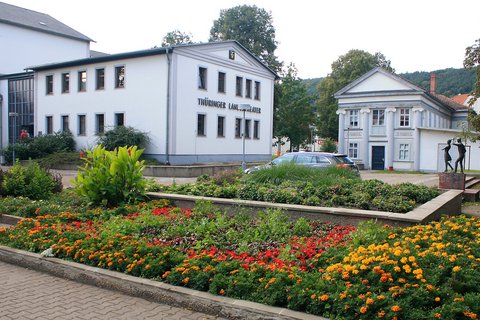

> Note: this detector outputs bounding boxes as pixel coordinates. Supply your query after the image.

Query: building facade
[334,67,479,172]
[0,1,92,150]
[32,41,276,164]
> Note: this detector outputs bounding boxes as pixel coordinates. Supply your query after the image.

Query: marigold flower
[219,289,225,295]
[435,297,441,302]
[391,305,401,312]
[452,266,461,272]
[359,306,368,314]
[319,294,329,301]
[366,298,374,305]
[434,313,441,318]
[310,294,316,300]
[464,311,478,319]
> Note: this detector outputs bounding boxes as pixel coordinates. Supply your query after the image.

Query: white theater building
[335,67,480,172]
[31,41,277,164]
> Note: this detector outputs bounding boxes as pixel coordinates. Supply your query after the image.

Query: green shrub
[1,161,62,200]
[319,137,337,153]
[73,145,147,207]
[97,126,150,151]
[2,131,75,163]
[35,151,83,169]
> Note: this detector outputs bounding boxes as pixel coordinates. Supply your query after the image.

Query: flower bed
[1,199,479,319]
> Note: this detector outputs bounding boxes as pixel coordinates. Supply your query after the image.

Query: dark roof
[0,2,92,42]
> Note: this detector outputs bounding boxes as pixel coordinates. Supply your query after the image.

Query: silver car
[245,152,359,174]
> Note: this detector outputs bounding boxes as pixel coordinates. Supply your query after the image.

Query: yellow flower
[452,266,461,272]
[435,297,441,302]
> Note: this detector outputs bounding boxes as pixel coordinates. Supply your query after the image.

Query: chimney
[430,73,437,95]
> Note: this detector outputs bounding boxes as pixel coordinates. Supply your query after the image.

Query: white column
[360,108,370,168]
[385,107,396,169]
[336,109,347,154]
[412,107,424,171]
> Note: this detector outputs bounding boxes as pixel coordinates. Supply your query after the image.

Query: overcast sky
[6,0,480,79]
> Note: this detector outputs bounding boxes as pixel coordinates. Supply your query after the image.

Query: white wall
[35,55,168,154]
[0,23,90,75]
[419,128,480,172]
[171,45,274,159]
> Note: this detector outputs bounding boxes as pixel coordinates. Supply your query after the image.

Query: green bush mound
[159,166,440,213]
[2,131,75,164]
[0,161,62,200]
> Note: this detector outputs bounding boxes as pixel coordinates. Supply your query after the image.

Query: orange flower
[377,310,386,318]
[219,289,225,295]
[319,294,329,301]
[359,306,368,314]
[391,305,401,312]
[366,298,374,305]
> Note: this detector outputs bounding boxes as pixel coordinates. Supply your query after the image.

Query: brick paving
[0,261,226,320]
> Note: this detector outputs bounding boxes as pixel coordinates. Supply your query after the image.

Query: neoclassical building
[335,67,478,172]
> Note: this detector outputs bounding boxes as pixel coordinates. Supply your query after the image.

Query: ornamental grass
[1,198,479,319]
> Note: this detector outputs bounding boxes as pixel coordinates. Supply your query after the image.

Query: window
[245,119,251,139]
[236,76,243,96]
[197,114,206,136]
[253,120,260,139]
[372,109,385,126]
[96,68,105,90]
[245,79,252,98]
[96,114,105,134]
[78,115,86,136]
[399,108,410,127]
[115,66,125,88]
[61,115,69,132]
[198,67,207,90]
[348,110,359,127]
[78,71,87,92]
[114,113,125,127]
[61,73,70,93]
[218,72,226,93]
[217,116,225,137]
[254,81,261,100]
[235,118,242,138]
[399,144,410,160]
[348,143,358,159]
[46,75,53,95]
[46,116,53,134]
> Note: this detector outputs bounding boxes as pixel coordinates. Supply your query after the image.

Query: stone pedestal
[438,172,465,190]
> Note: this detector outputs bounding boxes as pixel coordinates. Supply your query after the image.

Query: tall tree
[160,30,193,47]
[316,49,394,139]
[274,64,314,151]
[464,38,480,140]
[209,5,282,73]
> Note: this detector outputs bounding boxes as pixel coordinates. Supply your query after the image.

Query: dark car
[245,152,359,174]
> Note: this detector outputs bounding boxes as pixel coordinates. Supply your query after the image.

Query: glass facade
[8,74,34,143]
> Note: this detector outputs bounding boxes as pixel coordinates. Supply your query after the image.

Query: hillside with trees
[303,68,476,98]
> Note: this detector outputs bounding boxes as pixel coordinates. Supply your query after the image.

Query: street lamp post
[9,112,19,164]
[238,104,252,171]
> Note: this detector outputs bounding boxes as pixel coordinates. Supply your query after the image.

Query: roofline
[28,47,169,71]
[0,71,34,80]
[28,40,279,79]
[0,19,93,43]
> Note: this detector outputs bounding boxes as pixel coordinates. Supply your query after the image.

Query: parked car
[245,152,359,174]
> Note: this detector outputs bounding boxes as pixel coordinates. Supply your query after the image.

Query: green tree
[274,64,314,151]
[209,5,282,73]
[464,38,480,140]
[161,29,193,47]
[316,49,394,139]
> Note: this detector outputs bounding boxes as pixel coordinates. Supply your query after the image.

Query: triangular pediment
[335,67,424,97]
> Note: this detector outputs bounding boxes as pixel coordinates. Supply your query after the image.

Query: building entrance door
[371,146,385,170]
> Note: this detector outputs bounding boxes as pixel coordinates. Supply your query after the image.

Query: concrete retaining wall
[148,190,463,227]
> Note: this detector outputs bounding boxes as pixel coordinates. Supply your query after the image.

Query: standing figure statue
[453,138,466,173]
[442,139,454,172]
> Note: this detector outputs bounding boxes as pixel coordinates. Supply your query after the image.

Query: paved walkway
[0,260,225,320]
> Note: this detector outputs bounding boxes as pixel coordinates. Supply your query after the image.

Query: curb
[0,245,326,320]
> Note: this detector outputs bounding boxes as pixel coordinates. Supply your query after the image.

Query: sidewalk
[0,260,224,320]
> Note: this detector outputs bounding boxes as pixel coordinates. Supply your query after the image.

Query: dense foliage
[1,197,479,319]
[159,167,439,213]
[73,145,147,207]
[209,5,282,73]
[0,161,62,200]
[274,64,314,151]
[160,29,193,47]
[2,131,75,164]
[96,126,150,151]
